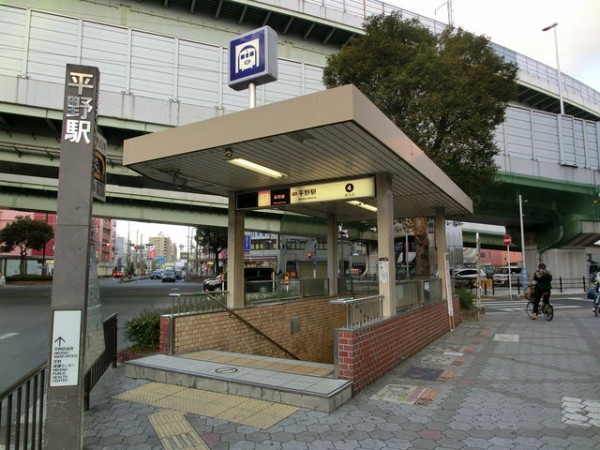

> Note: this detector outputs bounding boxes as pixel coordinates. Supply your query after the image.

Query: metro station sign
[290,177,375,204]
[228,26,278,91]
[236,176,375,210]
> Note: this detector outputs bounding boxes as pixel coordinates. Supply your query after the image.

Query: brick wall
[336,297,461,394]
[165,297,347,363]
[161,296,462,394]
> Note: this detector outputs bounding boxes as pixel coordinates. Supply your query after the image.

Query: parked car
[161,270,177,282]
[454,268,487,288]
[493,266,523,286]
[203,267,275,292]
[150,269,163,279]
[112,271,124,278]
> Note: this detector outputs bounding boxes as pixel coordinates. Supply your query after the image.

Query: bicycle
[526,290,554,321]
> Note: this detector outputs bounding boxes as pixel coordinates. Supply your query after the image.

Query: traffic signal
[307,251,313,259]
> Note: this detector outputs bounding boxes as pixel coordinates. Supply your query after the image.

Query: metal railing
[0,363,46,450]
[464,277,589,296]
[169,292,228,315]
[0,314,118,449]
[331,295,384,329]
[84,313,118,411]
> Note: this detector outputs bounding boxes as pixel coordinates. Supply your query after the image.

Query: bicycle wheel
[543,303,554,321]
[526,300,535,318]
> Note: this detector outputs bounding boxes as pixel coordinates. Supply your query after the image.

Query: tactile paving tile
[148,409,208,450]
[114,381,298,429]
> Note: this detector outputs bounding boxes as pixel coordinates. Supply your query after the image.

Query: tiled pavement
[84,304,600,449]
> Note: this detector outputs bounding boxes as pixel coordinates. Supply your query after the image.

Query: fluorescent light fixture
[348,200,378,212]
[227,158,287,179]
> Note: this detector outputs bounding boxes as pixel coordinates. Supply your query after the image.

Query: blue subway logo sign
[228,26,278,91]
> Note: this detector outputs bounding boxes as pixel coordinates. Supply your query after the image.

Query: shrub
[6,274,52,282]
[456,288,475,311]
[123,310,165,351]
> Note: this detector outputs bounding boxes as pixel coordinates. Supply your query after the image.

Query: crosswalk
[478,298,587,314]
[0,332,18,340]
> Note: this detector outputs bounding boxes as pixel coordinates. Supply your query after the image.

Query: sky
[393,0,600,92]
[116,221,196,252]
[116,0,600,248]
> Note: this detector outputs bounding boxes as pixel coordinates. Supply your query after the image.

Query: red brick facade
[160,296,461,393]
[336,298,461,394]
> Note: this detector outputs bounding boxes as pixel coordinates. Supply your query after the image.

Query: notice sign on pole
[50,310,82,386]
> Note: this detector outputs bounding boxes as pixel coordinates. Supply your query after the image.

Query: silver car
[454,268,487,288]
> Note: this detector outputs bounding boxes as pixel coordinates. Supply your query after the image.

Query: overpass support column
[327,214,338,297]
[435,209,448,301]
[376,172,395,317]
[227,192,245,309]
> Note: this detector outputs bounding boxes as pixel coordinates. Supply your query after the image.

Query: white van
[492,266,523,286]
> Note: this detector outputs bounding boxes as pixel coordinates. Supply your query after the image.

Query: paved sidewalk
[84,305,600,449]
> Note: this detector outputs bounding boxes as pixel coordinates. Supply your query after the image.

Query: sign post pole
[45,65,100,449]
[503,234,512,298]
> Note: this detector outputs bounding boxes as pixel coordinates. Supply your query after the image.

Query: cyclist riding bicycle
[531,263,552,320]
[592,275,600,313]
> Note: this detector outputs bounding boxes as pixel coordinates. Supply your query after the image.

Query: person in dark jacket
[531,263,552,319]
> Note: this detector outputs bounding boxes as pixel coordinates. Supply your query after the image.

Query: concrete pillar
[227,191,245,309]
[435,209,448,301]
[376,172,395,317]
[327,214,338,297]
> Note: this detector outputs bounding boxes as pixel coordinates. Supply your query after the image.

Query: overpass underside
[464,172,600,251]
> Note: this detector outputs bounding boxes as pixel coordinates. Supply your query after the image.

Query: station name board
[236,177,375,210]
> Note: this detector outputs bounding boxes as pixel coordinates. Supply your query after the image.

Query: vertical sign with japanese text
[46,65,101,449]
[63,67,99,149]
[62,65,106,202]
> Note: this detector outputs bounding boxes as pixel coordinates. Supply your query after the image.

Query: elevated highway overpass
[1,0,599,276]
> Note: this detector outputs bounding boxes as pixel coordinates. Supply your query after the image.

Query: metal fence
[0,313,118,449]
[474,277,589,296]
[330,295,384,329]
[0,363,46,450]
[169,292,229,315]
[84,313,118,411]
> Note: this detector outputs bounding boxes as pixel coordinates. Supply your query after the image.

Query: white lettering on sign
[64,119,92,144]
[63,71,95,144]
[50,310,82,387]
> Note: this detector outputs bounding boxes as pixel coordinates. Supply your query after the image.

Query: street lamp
[542,22,565,115]
[518,195,528,288]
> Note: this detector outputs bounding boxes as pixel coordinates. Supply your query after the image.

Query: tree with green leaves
[323,12,518,276]
[0,215,54,275]
[194,225,228,275]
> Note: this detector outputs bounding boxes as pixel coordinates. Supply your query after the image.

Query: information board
[50,310,82,386]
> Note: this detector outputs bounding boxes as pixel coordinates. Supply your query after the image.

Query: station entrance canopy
[123,84,472,222]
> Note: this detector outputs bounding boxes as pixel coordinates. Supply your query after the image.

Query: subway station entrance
[123,84,473,395]
[124,84,471,310]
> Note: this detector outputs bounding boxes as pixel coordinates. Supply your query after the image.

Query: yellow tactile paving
[114,382,298,429]
[148,410,209,450]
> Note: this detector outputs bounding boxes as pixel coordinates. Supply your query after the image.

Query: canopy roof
[123,84,472,222]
